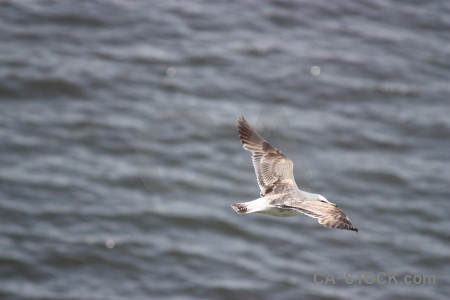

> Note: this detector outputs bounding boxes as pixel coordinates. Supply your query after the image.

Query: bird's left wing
[237,116,298,196]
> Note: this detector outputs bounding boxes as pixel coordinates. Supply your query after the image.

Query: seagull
[231,116,358,232]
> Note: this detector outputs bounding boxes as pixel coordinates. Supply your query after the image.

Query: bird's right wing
[276,200,358,232]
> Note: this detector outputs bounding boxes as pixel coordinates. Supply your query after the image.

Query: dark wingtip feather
[237,116,247,128]
[236,116,250,135]
[236,116,265,151]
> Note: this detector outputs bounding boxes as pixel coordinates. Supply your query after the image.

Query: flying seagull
[231,116,358,232]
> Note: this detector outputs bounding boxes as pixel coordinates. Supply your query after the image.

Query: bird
[231,116,358,232]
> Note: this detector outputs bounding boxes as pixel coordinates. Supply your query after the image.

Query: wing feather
[277,201,358,232]
[237,116,297,196]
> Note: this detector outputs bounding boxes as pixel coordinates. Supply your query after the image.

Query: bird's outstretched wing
[237,116,297,196]
[276,201,358,232]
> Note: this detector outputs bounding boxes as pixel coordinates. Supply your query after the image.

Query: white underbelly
[257,207,301,217]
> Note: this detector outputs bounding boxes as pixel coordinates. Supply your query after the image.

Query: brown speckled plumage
[231,116,358,232]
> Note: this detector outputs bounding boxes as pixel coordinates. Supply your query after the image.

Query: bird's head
[317,194,336,206]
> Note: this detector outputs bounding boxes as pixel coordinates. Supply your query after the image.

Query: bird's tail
[230,203,249,214]
[231,198,267,214]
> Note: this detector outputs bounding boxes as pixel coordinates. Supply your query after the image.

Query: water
[1,0,449,299]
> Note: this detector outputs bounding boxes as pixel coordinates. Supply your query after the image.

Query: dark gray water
[1,0,450,299]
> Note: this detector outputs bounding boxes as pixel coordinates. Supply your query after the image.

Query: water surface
[1,1,449,299]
